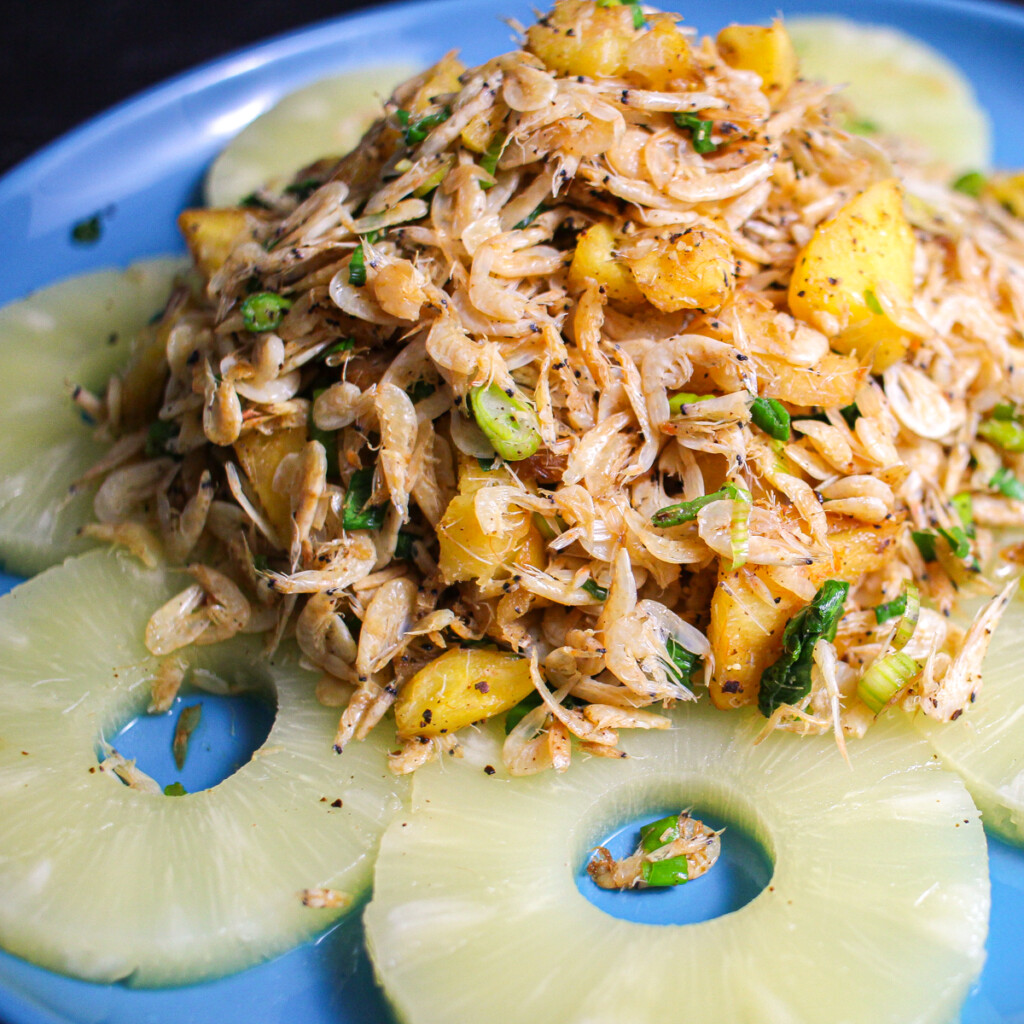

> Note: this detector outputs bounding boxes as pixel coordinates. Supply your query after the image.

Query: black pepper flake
[474,681,490,693]
[331,798,343,808]
[484,765,497,775]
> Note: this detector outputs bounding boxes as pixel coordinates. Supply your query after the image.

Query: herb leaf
[991,466,1024,500]
[663,637,702,687]
[952,171,986,197]
[397,106,453,146]
[342,467,387,531]
[874,593,907,625]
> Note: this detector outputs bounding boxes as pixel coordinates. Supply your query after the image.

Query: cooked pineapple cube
[394,647,535,738]
[568,222,645,306]
[178,208,258,279]
[625,18,695,91]
[788,178,915,372]
[234,427,308,545]
[716,20,798,102]
[526,0,637,78]
[625,228,735,313]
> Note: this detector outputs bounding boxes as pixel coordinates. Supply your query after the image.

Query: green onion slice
[724,482,752,571]
[397,106,452,146]
[581,579,609,602]
[480,135,505,188]
[749,395,791,441]
[952,170,986,197]
[348,245,368,287]
[857,651,921,715]
[668,391,714,415]
[911,530,938,562]
[467,382,542,462]
[863,289,884,315]
[240,292,292,332]
[887,581,921,652]
[342,467,387,531]
[951,492,975,535]
[663,636,701,688]
[991,466,1024,500]
[673,112,717,154]
[979,416,1024,452]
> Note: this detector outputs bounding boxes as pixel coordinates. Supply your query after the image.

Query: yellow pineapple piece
[568,222,645,306]
[625,228,735,313]
[178,208,259,278]
[716,20,798,102]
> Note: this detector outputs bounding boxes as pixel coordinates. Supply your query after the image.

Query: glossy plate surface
[1,0,1023,1021]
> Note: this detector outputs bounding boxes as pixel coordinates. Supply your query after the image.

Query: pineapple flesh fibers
[0,259,184,575]
[365,701,989,1024]
[0,549,408,986]
[915,594,1024,842]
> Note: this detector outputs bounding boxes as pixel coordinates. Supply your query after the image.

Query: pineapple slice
[204,66,415,208]
[366,701,988,1024]
[914,593,1024,842]
[0,259,184,575]
[0,549,407,985]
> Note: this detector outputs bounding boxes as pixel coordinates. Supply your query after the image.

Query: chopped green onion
[911,530,938,562]
[342,467,387,531]
[321,337,355,360]
[663,636,702,688]
[992,401,1017,421]
[163,782,188,797]
[532,512,559,542]
[172,704,202,772]
[477,456,500,471]
[937,524,971,559]
[723,482,752,571]
[750,396,791,441]
[673,113,717,154]
[888,581,921,651]
[857,651,921,714]
[284,177,321,202]
[951,492,975,535]
[839,403,861,430]
[581,579,609,601]
[395,532,417,561]
[863,289,884,316]
[978,415,1024,452]
[468,382,542,462]
[874,593,907,625]
[668,391,714,415]
[758,580,849,717]
[480,135,505,188]
[406,379,437,403]
[397,106,452,146]
[145,420,177,459]
[651,491,725,528]
[413,159,452,199]
[240,292,292,332]
[514,205,546,230]
[952,171,986,198]
[991,466,1024,500]
[239,192,272,210]
[71,214,102,245]
[348,245,368,287]
[844,116,879,136]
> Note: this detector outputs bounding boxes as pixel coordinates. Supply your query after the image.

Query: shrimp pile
[74,0,1024,775]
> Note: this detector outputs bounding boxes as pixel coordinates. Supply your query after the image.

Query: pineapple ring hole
[101,666,276,796]
[573,775,774,926]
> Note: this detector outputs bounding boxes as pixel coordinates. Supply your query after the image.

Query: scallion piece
[750,396,791,441]
[990,466,1024,500]
[839,403,861,429]
[172,704,202,771]
[240,292,292,332]
[348,245,368,287]
[468,382,542,461]
[504,691,543,735]
[874,593,907,625]
[937,525,971,560]
[888,581,921,652]
[663,637,701,688]
[668,391,714,415]
[758,579,849,717]
[978,415,1024,452]
[911,530,938,562]
[952,170,986,197]
[394,531,417,561]
[673,112,717,154]
[145,420,177,459]
[723,482,752,571]
[480,135,505,189]
[857,651,921,714]
[651,490,725,527]
[992,401,1016,421]
[321,337,355,360]
[596,0,646,28]
[581,579,609,601]
[397,106,452,146]
[342,467,387,531]
[284,177,322,202]
[638,814,688,888]
[514,205,546,230]
[406,379,436,403]
[951,492,975,534]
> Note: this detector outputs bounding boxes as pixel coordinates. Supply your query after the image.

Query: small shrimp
[296,592,359,680]
[78,521,162,567]
[148,655,188,714]
[161,470,215,563]
[201,360,243,445]
[188,565,251,646]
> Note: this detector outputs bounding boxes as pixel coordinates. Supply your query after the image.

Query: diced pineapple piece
[625,228,735,313]
[394,647,534,738]
[624,18,695,91]
[409,53,465,115]
[716,20,798,102]
[461,103,508,154]
[984,171,1024,218]
[788,179,915,373]
[234,427,308,546]
[178,208,259,279]
[117,322,171,431]
[526,0,637,78]
[568,222,645,307]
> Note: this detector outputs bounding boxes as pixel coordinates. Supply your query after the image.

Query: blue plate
[1,0,1024,1021]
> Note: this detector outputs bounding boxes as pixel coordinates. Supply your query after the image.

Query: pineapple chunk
[625,228,735,313]
[394,647,534,738]
[234,427,308,546]
[437,494,544,583]
[526,0,637,78]
[788,179,915,372]
[178,208,259,278]
[984,171,1024,218]
[568,222,645,307]
[409,53,465,115]
[716,20,798,102]
[625,18,695,91]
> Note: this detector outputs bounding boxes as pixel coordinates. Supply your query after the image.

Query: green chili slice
[342,467,387,531]
[952,171,986,197]
[397,106,452,146]
[468,382,542,461]
[652,490,727,528]
[638,814,689,888]
[240,292,292,332]
[673,113,717,154]
[750,396,791,441]
[978,415,1024,452]
[991,467,1024,500]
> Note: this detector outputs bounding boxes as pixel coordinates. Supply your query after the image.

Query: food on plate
[0,549,407,984]
[365,701,989,1024]
[0,259,183,575]
[787,15,991,174]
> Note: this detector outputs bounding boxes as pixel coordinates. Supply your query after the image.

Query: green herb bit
[651,490,726,528]
[758,579,849,717]
[663,637,702,688]
[397,106,453,146]
[668,391,714,415]
[979,415,1024,452]
[239,192,272,210]
[477,456,500,471]
[581,579,609,601]
[395,531,417,561]
[480,135,505,189]
[145,420,178,459]
[514,205,546,230]
[911,530,938,562]
[857,651,921,714]
[321,337,355,360]
[163,782,188,797]
[673,112,717,154]
[874,593,907,625]
[504,691,544,735]
[991,466,1024,500]
[349,244,368,287]
[468,382,542,461]
[596,0,646,28]
[839,403,861,430]
[70,214,103,245]
[407,379,437,403]
[952,171,986,198]
[342,467,387,531]
[284,177,322,202]
[750,396,791,441]
[844,116,880,136]
[992,401,1017,421]
[951,492,975,535]
[863,289,884,316]
[937,525,971,559]
[240,292,293,332]
[172,704,202,772]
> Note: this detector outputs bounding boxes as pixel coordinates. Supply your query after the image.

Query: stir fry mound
[74,0,1024,775]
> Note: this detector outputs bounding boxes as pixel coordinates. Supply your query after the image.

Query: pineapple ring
[0,259,184,576]
[365,702,988,1024]
[0,549,408,986]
